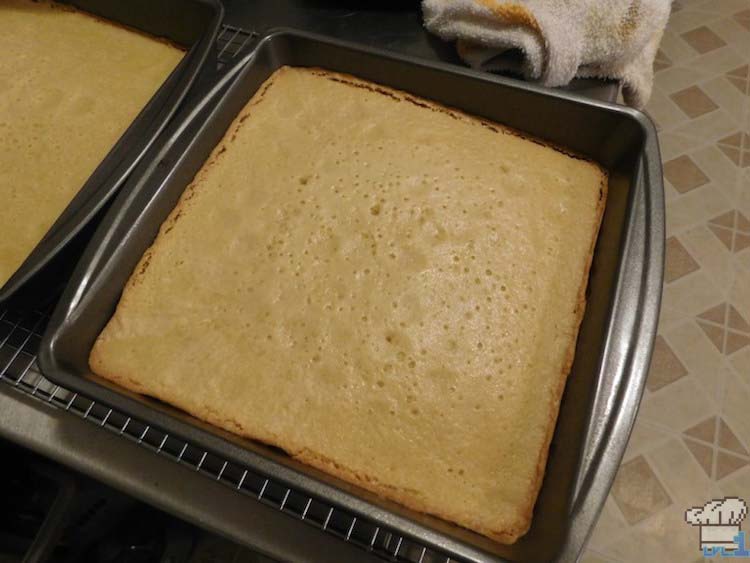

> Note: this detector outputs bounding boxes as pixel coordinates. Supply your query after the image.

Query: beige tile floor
[580,1,750,562]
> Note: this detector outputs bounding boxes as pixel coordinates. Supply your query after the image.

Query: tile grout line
[722,287,731,357]
[670,9,728,38]
[659,121,738,162]
[684,434,750,461]
[711,409,720,480]
[641,446,695,527]
[587,498,633,555]
[641,435,733,534]
[636,386,750,458]
[693,313,750,334]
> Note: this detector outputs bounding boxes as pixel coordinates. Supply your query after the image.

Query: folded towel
[422,0,671,108]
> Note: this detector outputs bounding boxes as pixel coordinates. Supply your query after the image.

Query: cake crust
[90,66,607,543]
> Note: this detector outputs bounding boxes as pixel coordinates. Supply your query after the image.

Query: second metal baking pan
[39,30,664,562]
[0,0,223,305]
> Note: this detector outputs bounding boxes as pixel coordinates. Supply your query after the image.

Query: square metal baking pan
[0,0,223,305]
[39,30,664,562]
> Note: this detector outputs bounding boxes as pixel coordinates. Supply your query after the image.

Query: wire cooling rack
[0,25,459,563]
[0,308,459,563]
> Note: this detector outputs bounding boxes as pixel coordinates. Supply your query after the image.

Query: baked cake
[90,66,607,542]
[0,0,183,286]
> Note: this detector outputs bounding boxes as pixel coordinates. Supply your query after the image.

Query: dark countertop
[221,0,619,103]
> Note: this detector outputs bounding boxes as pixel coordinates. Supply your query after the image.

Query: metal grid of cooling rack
[216,24,258,67]
[0,25,459,563]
